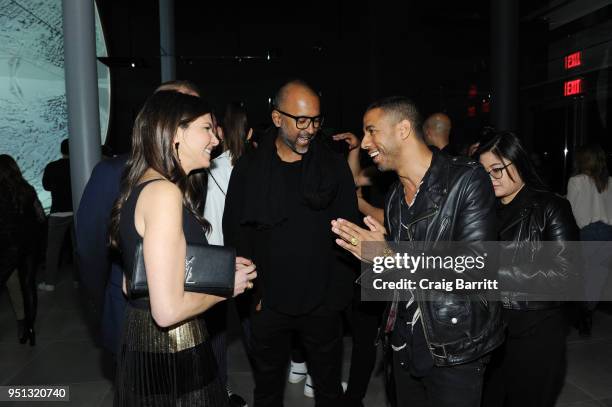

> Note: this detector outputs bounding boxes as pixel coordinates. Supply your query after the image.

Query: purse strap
[207,169,226,196]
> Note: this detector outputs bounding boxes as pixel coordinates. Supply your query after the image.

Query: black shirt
[224,147,359,316]
[496,186,528,231]
[259,160,335,314]
[388,177,434,376]
[43,158,72,213]
[440,143,457,157]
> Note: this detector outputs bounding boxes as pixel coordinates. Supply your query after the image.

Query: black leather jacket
[383,150,505,366]
[497,187,580,310]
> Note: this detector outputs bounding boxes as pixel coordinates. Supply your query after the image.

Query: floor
[1,266,612,407]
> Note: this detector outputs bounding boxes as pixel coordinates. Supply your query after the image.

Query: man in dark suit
[76,154,127,355]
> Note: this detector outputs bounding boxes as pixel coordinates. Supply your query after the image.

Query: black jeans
[343,295,383,406]
[482,309,567,407]
[250,304,343,407]
[393,352,486,407]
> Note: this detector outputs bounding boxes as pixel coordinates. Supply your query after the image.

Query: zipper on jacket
[404,207,438,241]
[404,206,440,359]
[415,289,438,359]
[499,208,531,236]
[431,216,449,242]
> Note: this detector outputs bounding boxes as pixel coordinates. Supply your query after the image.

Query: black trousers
[18,251,39,326]
[393,352,486,407]
[482,310,567,407]
[206,301,228,388]
[251,304,343,407]
[206,298,255,389]
[343,295,383,406]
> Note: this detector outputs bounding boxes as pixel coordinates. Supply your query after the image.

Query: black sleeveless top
[119,179,208,302]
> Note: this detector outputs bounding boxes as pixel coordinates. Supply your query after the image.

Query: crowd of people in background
[1,78,611,407]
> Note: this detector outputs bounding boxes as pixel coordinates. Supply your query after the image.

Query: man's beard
[279,128,314,155]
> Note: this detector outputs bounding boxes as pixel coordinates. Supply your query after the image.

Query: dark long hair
[0,154,37,214]
[109,91,214,249]
[222,102,249,166]
[574,144,609,193]
[475,130,547,191]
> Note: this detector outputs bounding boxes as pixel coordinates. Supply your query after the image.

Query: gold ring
[350,236,359,246]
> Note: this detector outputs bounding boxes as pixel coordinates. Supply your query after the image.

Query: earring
[174,142,180,162]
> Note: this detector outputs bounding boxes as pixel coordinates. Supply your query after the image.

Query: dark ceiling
[97,0,492,152]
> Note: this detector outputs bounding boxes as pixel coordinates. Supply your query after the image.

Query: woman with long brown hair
[109,91,256,406]
[0,155,45,345]
[567,143,612,336]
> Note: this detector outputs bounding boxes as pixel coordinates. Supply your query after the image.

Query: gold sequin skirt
[114,303,229,406]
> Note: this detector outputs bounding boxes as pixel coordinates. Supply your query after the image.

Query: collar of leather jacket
[420,149,448,208]
[400,149,451,205]
[388,150,447,230]
[386,149,485,242]
[498,186,550,237]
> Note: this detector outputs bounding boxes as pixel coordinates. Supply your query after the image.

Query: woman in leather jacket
[476,131,579,407]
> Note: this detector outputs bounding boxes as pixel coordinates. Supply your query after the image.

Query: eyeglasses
[274,107,324,130]
[487,163,512,180]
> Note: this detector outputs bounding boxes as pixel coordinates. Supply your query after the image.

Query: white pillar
[62,0,102,211]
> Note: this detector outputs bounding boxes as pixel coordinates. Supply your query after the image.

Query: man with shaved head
[223,79,359,406]
[423,112,455,155]
[154,79,201,97]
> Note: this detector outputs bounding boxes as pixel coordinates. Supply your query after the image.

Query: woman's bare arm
[137,181,225,327]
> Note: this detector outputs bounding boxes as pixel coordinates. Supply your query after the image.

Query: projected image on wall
[0,0,110,210]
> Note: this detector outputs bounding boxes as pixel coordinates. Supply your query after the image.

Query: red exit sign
[565,52,582,70]
[564,79,583,96]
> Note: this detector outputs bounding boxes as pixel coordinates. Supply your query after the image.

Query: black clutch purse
[129,241,236,298]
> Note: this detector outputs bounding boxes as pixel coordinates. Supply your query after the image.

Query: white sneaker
[304,375,314,398]
[37,283,55,292]
[288,361,308,384]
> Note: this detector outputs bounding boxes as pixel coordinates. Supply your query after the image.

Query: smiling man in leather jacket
[332,97,504,407]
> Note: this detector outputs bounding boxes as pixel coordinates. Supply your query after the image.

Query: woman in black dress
[0,154,45,345]
[109,91,257,406]
[476,131,579,407]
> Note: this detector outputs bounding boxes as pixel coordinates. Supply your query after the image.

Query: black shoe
[228,392,247,407]
[28,328,36,346]
[19,326,35,346]
[17,320,26,344]
[341,393,365,407]
[578,313,592,337]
